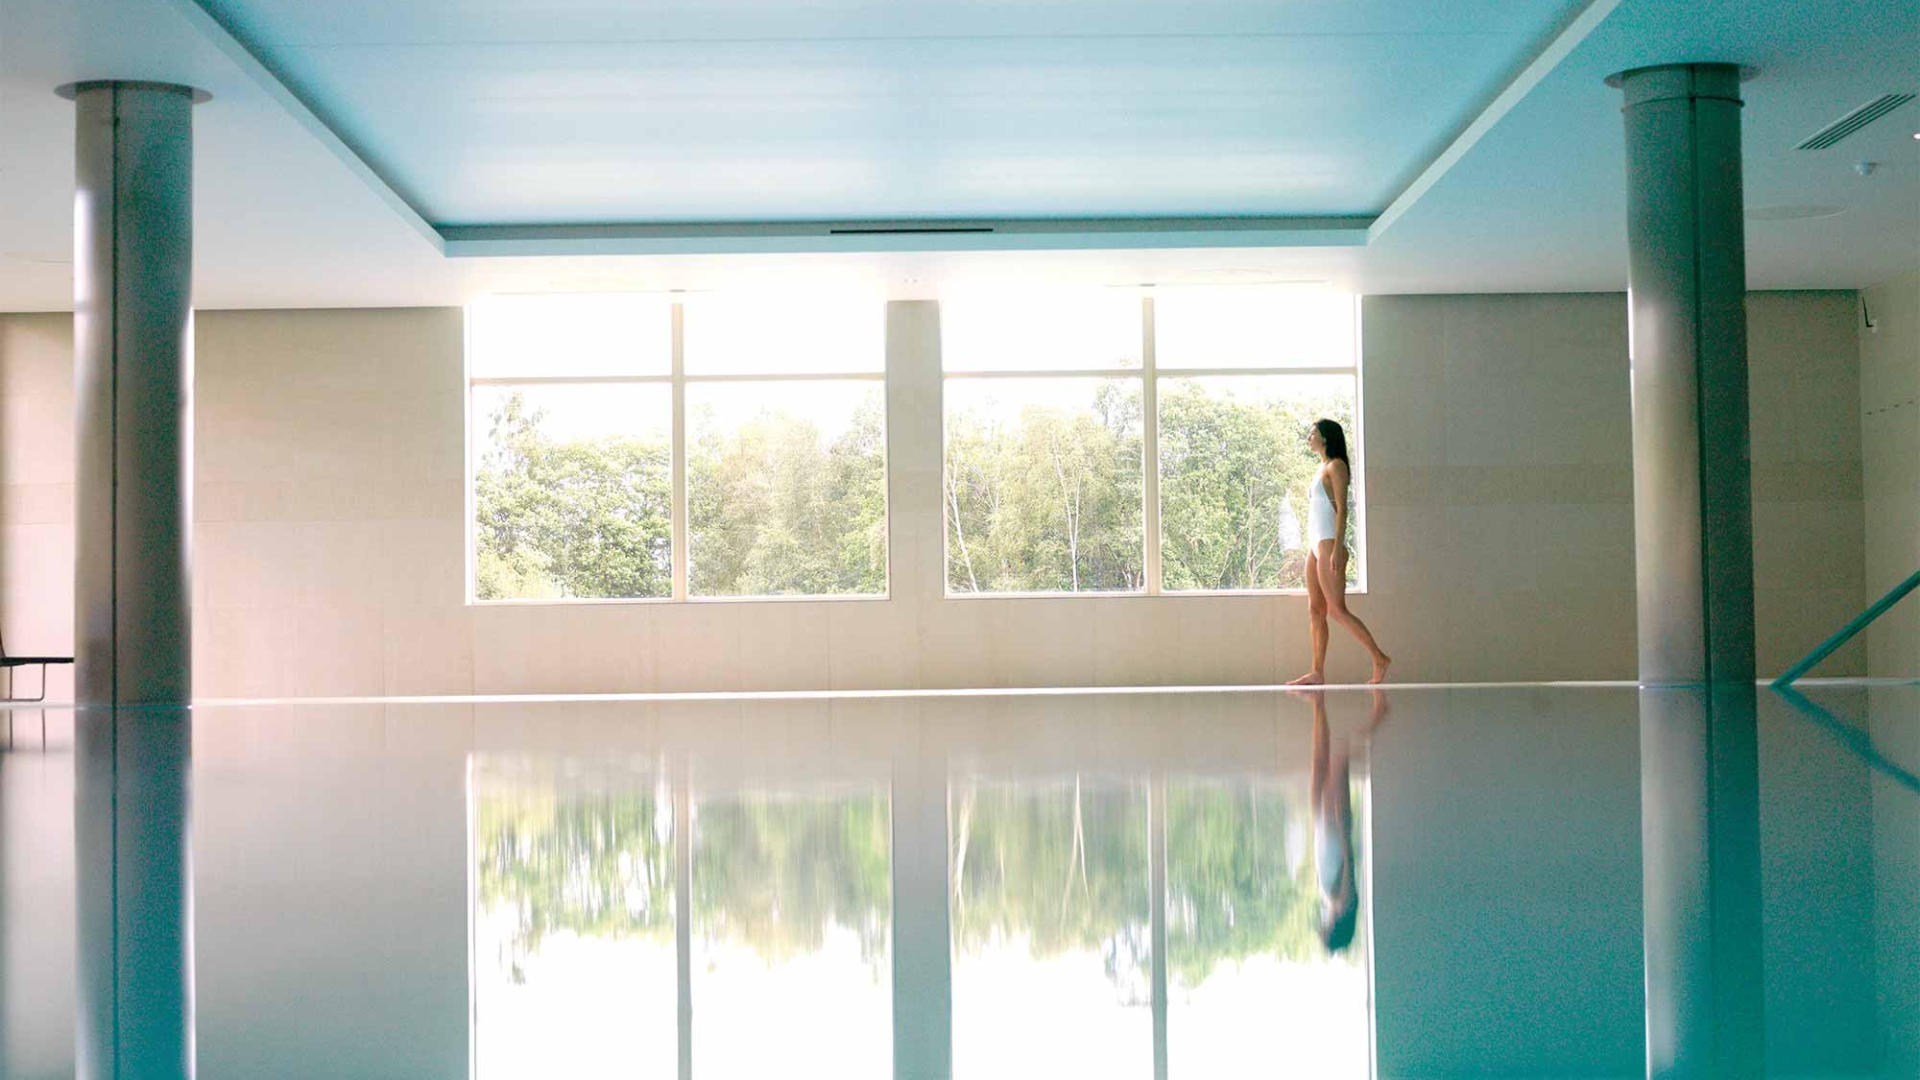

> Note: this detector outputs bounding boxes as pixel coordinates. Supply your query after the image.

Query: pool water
[3,682,1915,1079]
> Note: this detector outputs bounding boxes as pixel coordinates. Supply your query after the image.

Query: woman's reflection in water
[1292,688,1389,955]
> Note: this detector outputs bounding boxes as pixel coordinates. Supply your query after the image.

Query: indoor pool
[3,681,1915,1080]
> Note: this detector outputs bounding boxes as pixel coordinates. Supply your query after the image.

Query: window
[468,293,888,602]
[942,286,1362,595]
[942,289,1146,594]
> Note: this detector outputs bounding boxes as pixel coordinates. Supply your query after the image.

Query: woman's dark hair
[1320,894,1359,954]
[1313,418,1350,463]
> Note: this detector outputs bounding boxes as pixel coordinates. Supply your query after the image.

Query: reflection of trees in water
[948,778,1354,996]
[949,777,1151,994]
[1166,784,1331,990]
[477,775,1356,994]
[693,794,891,967]
[477,788,675,984]
[477,784,892,977]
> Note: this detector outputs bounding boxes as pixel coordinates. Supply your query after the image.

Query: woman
[1289,419,1391,685]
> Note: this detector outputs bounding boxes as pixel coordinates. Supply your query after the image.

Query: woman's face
[1308,426,1325,457]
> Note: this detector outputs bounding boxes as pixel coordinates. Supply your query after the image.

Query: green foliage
[477,775,1350,996]
[475,389,887,600]
[688,392,888,596]
[945,379,1361,594]
[949,779,1151,962]
[476,787,674,982]
[1158,381,1360,591]
[693,793,892,965]
[945,381,1145,592]
[474,391,672,599]
[479,375,1361,600]
[1164,783,1327,987]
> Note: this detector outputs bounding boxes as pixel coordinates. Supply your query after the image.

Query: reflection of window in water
[472,758,678,1080]
[692,787,893,1080]
[470,763,893,1080]
[949,775,1154,1080]
[1166,777,1372,1080]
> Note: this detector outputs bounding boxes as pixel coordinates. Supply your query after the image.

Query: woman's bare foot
[1288,671,1326,686]
[1368,655,1392,684]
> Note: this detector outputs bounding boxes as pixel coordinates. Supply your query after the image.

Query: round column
[1613,62,1765,1080]
[60,80,207,707]
[1611,62,1755,686]
[60,79,207,1080]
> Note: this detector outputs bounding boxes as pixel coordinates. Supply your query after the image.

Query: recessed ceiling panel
[195,0,1585,225]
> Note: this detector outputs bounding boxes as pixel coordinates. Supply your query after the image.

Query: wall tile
[829,599,921,690]
[0,291,1883,696]
[382,607,475,696]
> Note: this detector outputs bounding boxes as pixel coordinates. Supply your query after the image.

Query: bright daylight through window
[942,286,1361,595]
[469,293,888,602]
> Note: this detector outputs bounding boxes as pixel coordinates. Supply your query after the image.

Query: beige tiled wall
[1860,270,1920,677]
[1362,295,1639,681]
[1747,292,1869,677]
[0,291,1872,698]
[0,315,75,702]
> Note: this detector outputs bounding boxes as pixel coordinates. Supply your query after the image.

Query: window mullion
[671,301,690,602]
[1142,296,1162,597]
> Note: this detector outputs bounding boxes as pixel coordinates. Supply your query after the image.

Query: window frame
[465,294,891,606]
[940,291,1367,599]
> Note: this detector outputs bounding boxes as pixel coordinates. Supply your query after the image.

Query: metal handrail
[1772,568,1920,688]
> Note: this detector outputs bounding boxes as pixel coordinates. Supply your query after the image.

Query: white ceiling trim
[439,217,1374,257]
[156,0,444,252]
[1367,0,1625,243]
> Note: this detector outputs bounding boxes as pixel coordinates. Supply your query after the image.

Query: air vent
[828,226,994,235]
[1796,93,1917,150]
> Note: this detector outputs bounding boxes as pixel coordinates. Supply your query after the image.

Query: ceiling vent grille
[1796,93,1916,150]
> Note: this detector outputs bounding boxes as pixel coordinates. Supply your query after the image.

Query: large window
[469,293,888,602]
[943,286,1362,596]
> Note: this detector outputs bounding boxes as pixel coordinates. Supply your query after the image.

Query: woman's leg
[1289,551,1331,684]
[1317,541,1391,683]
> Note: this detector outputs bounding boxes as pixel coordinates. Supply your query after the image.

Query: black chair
[2,628,72,704]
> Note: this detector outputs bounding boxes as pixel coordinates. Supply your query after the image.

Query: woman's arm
[1329,460,1351,545]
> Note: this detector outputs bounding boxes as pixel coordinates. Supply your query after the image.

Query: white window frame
[465,294,890,605]
[941,291,1367,599]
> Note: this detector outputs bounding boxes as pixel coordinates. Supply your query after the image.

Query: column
[60,77,206,1080]
[61,80,207,707]
[1612,62,1755,686]
[1612,61,1765,1080]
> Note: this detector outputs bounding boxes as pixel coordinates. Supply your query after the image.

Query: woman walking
[1289,419,1391,685]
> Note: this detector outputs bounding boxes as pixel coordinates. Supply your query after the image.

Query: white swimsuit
[1307,472,1337,546]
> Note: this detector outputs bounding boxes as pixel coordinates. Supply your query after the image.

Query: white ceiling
[0,0,1914,311]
